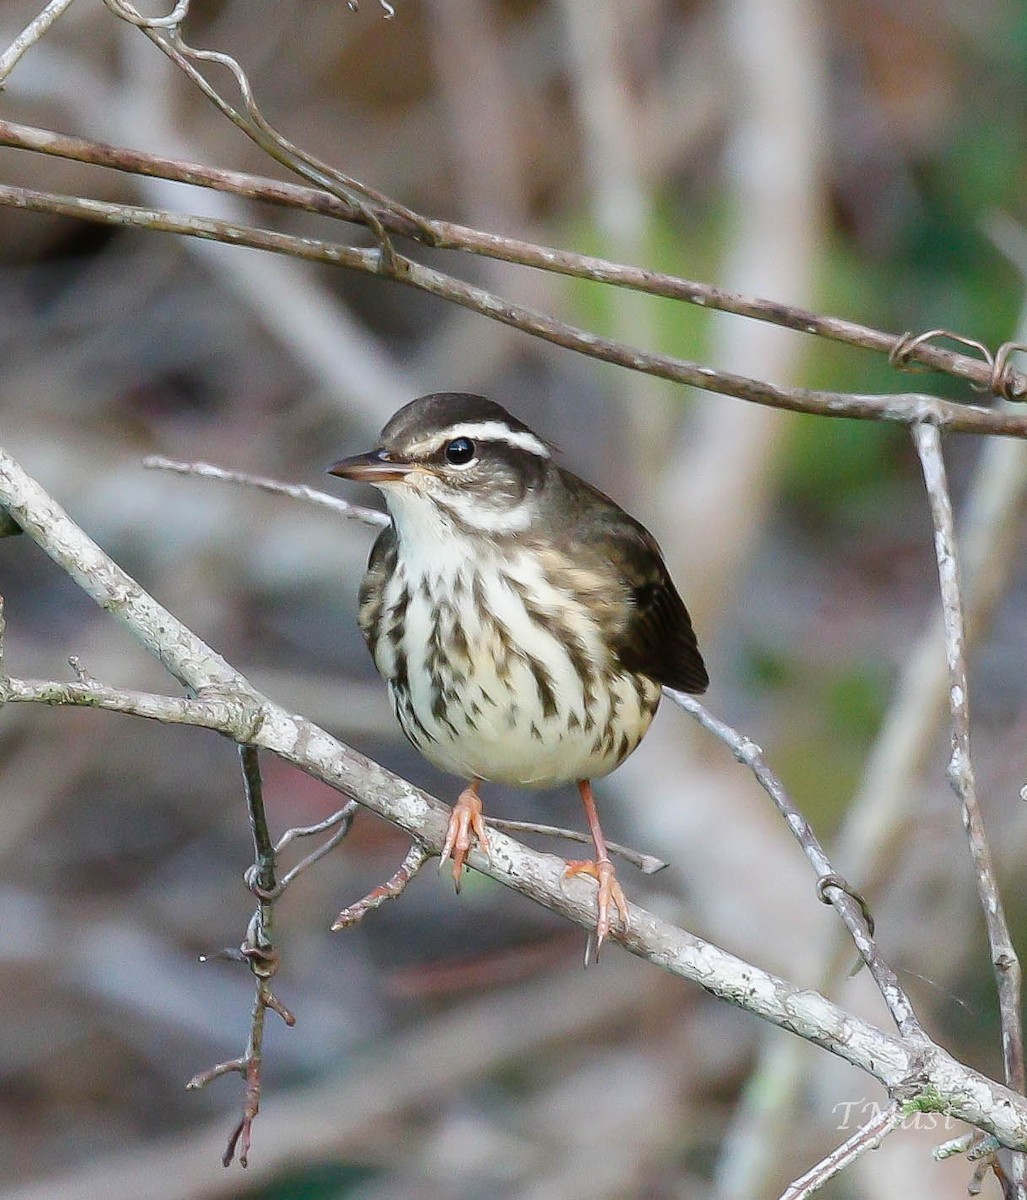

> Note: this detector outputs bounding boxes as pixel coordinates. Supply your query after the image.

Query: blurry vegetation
[3,1,1027,1198]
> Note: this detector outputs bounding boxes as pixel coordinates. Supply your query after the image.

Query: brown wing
[550,468,708,695]
[610,521,709,694]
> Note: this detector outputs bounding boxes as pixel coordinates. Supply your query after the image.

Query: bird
[328,392,708,952]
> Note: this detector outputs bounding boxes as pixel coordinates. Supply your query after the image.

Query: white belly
[373,548,659,788]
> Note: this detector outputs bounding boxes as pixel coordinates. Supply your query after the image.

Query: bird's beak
[327,449,413,484]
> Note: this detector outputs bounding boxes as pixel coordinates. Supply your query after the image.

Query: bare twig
[142,456,389,528]
[270,803,358,899]
[187,745,298,1168]
[484,817,667,875]
[331,842,432,929]
[0,0,80,86]
[912,420,1026,1198]
[780,1101,904,1200]
[100,0,430,262]
[274,804,357,853]
[666,690,926,1042]
[710,397,1027,1200]
[2,674,260,731]
[1,116,1021,400]
[102,0,191,27]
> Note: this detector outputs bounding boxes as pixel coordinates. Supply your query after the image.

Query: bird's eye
[444,437,476,466]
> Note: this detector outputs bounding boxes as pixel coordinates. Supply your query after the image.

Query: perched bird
[329,393,707,950]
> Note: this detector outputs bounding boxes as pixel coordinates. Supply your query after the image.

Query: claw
[565,857,628,957]
[440,780,489,890]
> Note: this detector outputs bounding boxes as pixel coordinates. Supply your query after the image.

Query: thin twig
[275,805,358,853]
[240,744,275,902]
[912,421,1026,1198]
[0,0,80,86]
[187,745,296,1168]
[269,803,358,899]
[779,1101,903,1200]
[103,0,191,28]
[0,116,1022,400]
[331,842,432,929]
[142,456,389,528]
[2,675,262,733]
[100,0,430,261]
[484,817,667,874]
[666,689,927,1042]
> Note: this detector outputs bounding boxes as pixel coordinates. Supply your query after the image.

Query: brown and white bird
[329,393,707,950]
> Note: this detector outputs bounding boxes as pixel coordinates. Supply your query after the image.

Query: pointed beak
[327,449,413,484]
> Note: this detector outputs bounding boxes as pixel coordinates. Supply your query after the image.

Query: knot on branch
[815,873,876,937]
[731,736,763,767]
[192,683,268,742]
[240,943,280,980]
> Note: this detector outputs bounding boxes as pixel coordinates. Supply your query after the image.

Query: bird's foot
[564,857,628,955]
[440,781,489,891]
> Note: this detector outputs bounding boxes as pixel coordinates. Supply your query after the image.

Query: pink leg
[564,779,628,952]
[440,778,490,892]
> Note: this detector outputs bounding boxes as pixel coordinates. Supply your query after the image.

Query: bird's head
[328,393,553,539]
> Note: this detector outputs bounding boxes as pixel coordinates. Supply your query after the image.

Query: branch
[186,746,299,1168]
[100,0,427,262]
[484,817,667,875]
[141,456,389,528]
[717,394,1027,1198]
[0,0,80,86]
[4,182,1027,437]
[331,842,431,929]
[779,1101,904,1200]
[0,116,1022,400]
[912,421,1026,1195]
[271,804,358,899]
[667,691,926,1042]
[2,445,1027,1148]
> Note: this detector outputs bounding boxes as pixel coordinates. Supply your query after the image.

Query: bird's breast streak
[379,552,658,787]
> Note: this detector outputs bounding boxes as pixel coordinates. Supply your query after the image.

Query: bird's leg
[564,779,629,953]
[440,777,489,891]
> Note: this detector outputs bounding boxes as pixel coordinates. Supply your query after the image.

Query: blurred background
[2,0,1027,1197]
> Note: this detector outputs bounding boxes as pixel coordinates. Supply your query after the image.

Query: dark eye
[444,437,476,465]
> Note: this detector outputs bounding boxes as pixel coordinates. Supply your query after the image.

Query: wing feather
[552,470,708,695]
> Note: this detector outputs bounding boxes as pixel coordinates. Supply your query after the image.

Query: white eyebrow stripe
[406,421,551,460]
